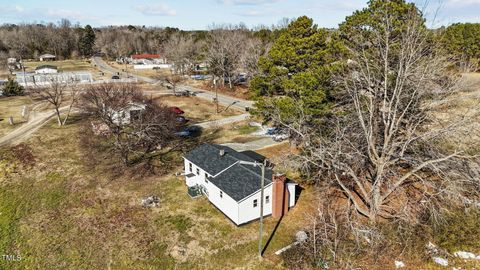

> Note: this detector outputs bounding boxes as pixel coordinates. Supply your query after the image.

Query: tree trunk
[55,107,63,126]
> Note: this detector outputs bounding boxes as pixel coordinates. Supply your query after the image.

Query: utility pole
[214,76,219,114]
[258,158,266,258]
[239,159,268,258]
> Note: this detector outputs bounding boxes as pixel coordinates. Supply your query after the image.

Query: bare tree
[207,27,247,89]
[165,74,185,96]
[164,33,200,75]
[269,10,480,223]
[80,83,179,165]
[29,77,80,126]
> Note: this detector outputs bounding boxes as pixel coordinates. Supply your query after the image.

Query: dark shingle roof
[184,144,256,176]
[184,144,272,202]
[209,163,272,202]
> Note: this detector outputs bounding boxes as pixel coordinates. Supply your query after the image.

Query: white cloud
[134,4,176,16]
[446,0,480,5]
[0,5,24,13]
[218,0,280,6]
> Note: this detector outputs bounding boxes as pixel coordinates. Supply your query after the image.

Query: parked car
[176,125,201,137]
[111,75,120,80]
[170,106,184,114]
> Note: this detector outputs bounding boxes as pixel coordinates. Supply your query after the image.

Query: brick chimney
[272,173,289,219]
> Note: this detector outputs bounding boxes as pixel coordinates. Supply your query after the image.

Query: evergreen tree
[2,77,24,96]
[250,16,345,126]
[79,25,96,57]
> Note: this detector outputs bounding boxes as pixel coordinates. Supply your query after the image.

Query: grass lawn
[0,116,312,269]
[0,96,33,137]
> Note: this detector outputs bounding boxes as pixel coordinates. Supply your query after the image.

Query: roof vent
[219,149,225,156]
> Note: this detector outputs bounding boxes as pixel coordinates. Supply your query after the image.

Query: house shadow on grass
[261,182,304,256]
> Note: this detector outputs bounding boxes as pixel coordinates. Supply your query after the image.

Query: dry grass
[107,61,171,78]
[0,115,312,269]
[185,78,252,100]
[22,59,108,80]
[153,95,242,123]
[0,96,33,137]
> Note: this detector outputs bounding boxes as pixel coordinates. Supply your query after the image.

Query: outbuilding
[39,54,56,61]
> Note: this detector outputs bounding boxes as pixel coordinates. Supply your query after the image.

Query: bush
[2,77,24,97]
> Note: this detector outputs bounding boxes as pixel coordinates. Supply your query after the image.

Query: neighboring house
[35,65,58,74]
[109,102,146,125]
[39,54,56,61]
[184,144,297,225]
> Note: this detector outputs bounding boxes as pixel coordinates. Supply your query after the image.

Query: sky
[0,0,479,30]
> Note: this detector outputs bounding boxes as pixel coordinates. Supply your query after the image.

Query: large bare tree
[29,77,80,126]
[80,83,179,165]
[268,6,480,223]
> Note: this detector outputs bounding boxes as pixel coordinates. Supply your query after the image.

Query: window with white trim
[196,168,200,175]
[253,199,258,208]
[265,195,270,204]
[205,173,208,183]
[220,191,223,198]
[189,163,192,172]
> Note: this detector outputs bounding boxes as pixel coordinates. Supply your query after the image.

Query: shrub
[2,77,24,97]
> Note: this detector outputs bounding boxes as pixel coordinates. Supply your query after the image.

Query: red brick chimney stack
[272,173,289,219]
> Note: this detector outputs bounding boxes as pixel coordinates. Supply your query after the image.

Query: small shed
[39,54,56,62]
[35,65,58,74]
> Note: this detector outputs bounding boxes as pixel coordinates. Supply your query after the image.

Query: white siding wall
[206,183,239,224]
[184,158,202,187]
[237,184,273,225]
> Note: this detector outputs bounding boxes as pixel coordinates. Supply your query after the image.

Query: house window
[220,191,223,198]
[253,199,258,208]
[189,163,192,172]
[265,196,270,204]
[205,173,208,183]
[196,168,200,175]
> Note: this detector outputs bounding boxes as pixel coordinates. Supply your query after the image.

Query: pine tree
[79,25,96,57]
[2,77,24,96]
[250,16,345,125]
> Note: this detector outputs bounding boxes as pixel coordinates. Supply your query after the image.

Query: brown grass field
[0,115,313,269]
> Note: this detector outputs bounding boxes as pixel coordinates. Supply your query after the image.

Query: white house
[39,54,56,61]
[184,144,297,225]
[109,102,146,125]
[35,65,58,74]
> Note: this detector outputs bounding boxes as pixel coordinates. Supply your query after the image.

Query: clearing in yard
[0,116,311,269]
[22,59,108,80]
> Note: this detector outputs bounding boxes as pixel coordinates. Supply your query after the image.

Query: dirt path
[0,106,69,147]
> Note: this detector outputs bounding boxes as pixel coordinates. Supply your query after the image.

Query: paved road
[196,114,250,129]
[92,57,157,83]
[91,57,254,111]
[221,137,283,152]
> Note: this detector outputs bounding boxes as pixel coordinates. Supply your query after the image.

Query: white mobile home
[184,144,296,225]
